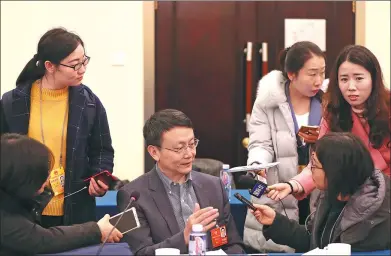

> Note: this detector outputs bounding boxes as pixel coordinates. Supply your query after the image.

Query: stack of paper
[302,247,328,255]
[205,249,227,255]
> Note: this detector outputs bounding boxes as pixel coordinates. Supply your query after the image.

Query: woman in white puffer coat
[244,41,326,253]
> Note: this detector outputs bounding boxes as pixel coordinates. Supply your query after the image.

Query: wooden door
[155,1,355,173]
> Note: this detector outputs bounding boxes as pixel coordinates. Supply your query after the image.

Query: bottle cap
[192,224,203,232]
[222,164,230,170]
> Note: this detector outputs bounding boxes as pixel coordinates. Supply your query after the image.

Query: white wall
[2,1,389,181]
[356,1,390,88]
[1,1,149,181]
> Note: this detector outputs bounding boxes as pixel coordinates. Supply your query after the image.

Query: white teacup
[155,248,180,255]
[325,243,351,255]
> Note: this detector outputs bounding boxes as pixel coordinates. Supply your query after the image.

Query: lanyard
[39,84,68,167]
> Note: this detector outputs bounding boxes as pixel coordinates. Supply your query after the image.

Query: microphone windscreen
[130,191,140,201]
[238,175,257,189]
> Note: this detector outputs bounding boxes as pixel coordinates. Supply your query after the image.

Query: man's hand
[89,178,109,197]
[183,203,219,245]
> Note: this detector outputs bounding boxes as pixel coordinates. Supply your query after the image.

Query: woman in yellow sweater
[0,27,115,227]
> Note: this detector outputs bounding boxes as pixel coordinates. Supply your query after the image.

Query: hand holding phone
[251,204,276,226]
[84,170,118,187]
[298,125,320,144]
[234,192,256,211]
[84,170,118,196]
[97,214,123,243]
[298,125,319,134]
[109,207,141,234]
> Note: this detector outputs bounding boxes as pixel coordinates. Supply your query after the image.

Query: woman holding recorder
[252,132,390,253]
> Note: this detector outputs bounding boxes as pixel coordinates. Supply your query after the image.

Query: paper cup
[155,248,180,255]
[325,243,351,255]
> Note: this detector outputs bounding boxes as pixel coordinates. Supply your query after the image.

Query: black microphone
[238,175,268,198]
[246,171,257,178]
[239,176,289,218]
[96,191,140,256]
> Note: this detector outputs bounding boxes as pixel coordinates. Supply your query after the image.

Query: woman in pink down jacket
[267,45,390,202]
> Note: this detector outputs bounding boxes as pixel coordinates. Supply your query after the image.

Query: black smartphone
[234,192,257,211]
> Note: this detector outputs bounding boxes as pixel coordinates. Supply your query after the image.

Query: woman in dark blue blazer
[0,27,114,227]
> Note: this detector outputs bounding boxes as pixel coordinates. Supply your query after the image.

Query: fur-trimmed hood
[255,70,327,109]
[255,70,288,108]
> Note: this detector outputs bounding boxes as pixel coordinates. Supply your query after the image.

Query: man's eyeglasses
[159,138,199,154]
[60,56,90,71]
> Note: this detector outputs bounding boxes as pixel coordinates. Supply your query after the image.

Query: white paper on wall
[284,19,326,51]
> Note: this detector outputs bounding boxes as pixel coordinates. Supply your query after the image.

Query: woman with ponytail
[0,27,115,227]
[243,41,326,253]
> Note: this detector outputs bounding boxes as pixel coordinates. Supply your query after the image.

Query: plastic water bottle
[220,164,232,201]
[189,224,207,255]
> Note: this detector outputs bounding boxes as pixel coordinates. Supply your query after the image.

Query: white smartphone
[109,207,141,234]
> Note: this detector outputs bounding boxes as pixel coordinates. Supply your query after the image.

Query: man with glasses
[117,109,244,255]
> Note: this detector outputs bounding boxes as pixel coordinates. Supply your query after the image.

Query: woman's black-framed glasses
[310,163,323,172]
[60,56,90,71]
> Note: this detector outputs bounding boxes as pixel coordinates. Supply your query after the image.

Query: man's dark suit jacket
[117,167,245,255]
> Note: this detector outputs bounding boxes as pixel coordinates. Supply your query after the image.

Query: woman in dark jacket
[251,132,390,253]
[0,134,122,255]
[0,27,114,227]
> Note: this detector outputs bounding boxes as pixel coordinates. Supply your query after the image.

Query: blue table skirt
[41,243,389,256]
[39,243,132,255]
[96,190,118,219]
[266,251,390,256]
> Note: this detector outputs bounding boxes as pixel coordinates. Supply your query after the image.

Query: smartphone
[298,125,319,135]
[234,192,257,211]
[83,170,117,187]
[109,207,141,234]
